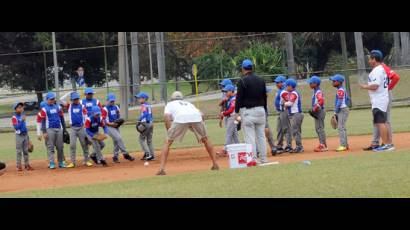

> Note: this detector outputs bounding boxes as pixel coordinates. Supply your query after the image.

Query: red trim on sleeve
[102,108,108,120]
[222,99,236,116]
[281,91,289,101]
[12,116,18,125]
[388,71,400,90]
[36,113,42,123]
[289,92,297,102]
[337,89,345,99]
[39,108,47,119]
[316,92,324,107]
[84,119,91,128]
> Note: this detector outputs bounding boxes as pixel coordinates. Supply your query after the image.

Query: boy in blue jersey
[330,74,350,152]
[12,102,33,171]
[103,93,135,163]
[135,92,155,161]
[85,106,109,166]
[274,76,292,153]
[308,76,328,152]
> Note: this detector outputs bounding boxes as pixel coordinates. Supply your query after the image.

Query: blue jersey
[334,86,349,113]
[11,113,28,134]
[40,104,64,129]
[274,86,286,112]
[85,116,108,137]
[103,104,120,123]
[81,98,102,117]
[68,103,87,127]
[139,102,153,123]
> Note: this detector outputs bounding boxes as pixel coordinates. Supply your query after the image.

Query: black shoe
[112,156,120,163]
[100,160,108,167]
[256,152,260,158]
[90,154,99,164]
[271,147,277,156]
[140,152,148,161]
[363,145,379,151]
[291,146,304,153]
[123,154,135,161]
[144,154,155,161]
[285,146,293,152]
[276,147,284,154]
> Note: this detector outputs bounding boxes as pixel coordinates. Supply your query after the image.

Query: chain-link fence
[0,32,409,129]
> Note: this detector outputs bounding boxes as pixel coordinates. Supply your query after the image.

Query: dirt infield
[1,132,409,194]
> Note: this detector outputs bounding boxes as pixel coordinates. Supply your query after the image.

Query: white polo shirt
[164,100,202,124]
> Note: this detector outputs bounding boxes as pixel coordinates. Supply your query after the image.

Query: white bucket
[226,143,257,169]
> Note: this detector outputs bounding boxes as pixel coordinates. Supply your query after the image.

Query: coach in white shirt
[359,50,394,152]
[156,91,219,175]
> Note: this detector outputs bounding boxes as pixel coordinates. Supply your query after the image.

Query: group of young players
[11,88,155,171]
[217,49,399,157]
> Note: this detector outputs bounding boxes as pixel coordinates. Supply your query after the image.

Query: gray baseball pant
[224,116,239,149]
[372,91,393,145]
[107,126,128,157]
[90,137,105,162]
[315,109,327,146]
[277,110,292,148]
[240,106,267,163]
[46,128,65,163]
[139,123,154,156]
[15,133,29,167]
[337,108,349,147]
[289,113,304,148]
[264,117,275,149]
[70,126,90,163]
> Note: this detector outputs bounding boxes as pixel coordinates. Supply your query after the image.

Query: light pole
[52,32,59,98]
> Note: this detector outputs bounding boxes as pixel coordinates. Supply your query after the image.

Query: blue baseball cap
[220,79,233,86]
[107,93,116,102]
[284,78,297,88]
[135,92,149,99]
[91,106,101,115]
[46,92,56,100]
[70,91,80,100]
[222,84,235,92]
[274,75,286,83]
[241,59,253,69]
[329,74,345,83]
[84,87,95,94]
[12,102,24,110]
[307,76,321,85]
[39,101,47,109]
[370,50,383,60]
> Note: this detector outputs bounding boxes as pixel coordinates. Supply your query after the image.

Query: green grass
[0,107,409,162]
[3,149,410,198]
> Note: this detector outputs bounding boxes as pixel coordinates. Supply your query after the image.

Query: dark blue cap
[135,92,149,99]
[222,84,235,92]
[12,102,24,110]
[241,59,253,69]
[370,50,383,60]
[307,76,321,85]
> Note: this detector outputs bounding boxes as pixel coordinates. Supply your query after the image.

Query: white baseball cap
[171,91,183,100]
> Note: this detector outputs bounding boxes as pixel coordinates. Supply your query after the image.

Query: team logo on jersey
[73,108,80,113]
[110,110,116,115]
[49,109,57,114]
[86,103,93,107]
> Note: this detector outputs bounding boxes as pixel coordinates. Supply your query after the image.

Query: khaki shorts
[167,122,208,142]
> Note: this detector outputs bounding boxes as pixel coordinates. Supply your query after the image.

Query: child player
[308,76,328,152]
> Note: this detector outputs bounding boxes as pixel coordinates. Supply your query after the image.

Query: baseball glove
[136,121,147,134]
[28,141,34,153]
[93,133,107,141]
[114,118,125,128]
[308,110,319,119]
[63,129,70,144]
[330,114,338,129]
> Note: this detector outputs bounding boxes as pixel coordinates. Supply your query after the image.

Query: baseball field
[0,106,410,197]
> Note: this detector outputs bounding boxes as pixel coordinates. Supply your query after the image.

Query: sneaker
[49,161,56,169]
[271,147,278,156]
[276,147,285,154]
[156,169,166,176]
[123,154,135,161]
[100,159,108,167]
[373,144,395,152]
[140,152,148,161]
[85,160,93,167]
[314,144,328,152]
[58,161,67,168]
[17,165,23,172]
[285,146,293,152]
[144,154,155,161]
[211,164,219,171]
[363,144,379,151]
[291,146,304,153]
[112,156,120,163]
[66,162,76,168]
[90,154,99,164]
[25,165,34,171]
[336,146,348,152]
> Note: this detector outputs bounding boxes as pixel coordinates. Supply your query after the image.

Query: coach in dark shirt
[235,59,268,164]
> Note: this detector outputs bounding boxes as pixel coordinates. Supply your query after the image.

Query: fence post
[118,32,129,120]
[131,32,140,104]
[156,32,167,103]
